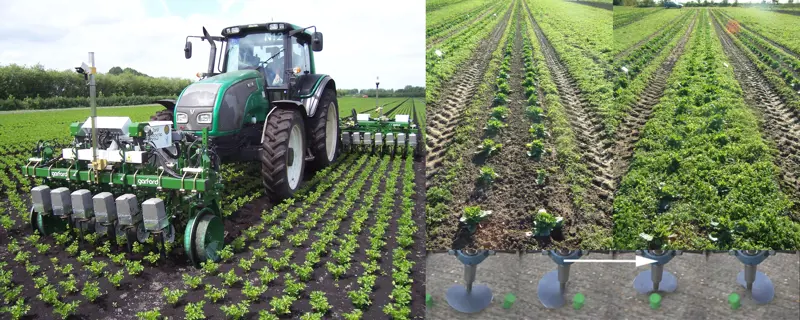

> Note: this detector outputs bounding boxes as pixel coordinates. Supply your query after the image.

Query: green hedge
[0,95,176,111]
[0,64,192,99]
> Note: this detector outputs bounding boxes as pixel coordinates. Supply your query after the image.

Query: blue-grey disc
[445,284,493,313]
[737,271,775,304]
[537,270,566,308]
[633,269,678,294]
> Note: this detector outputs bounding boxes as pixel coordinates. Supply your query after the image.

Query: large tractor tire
[260,108,307,202]
[150,110,173,121]
[309,89,341,171]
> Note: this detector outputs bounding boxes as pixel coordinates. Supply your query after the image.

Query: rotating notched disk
[537,250,586,309]
[445,249,495,313]
[731,250,775,304]
[633,250,681,294]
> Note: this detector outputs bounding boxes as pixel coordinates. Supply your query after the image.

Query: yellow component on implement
[91,159,107,170]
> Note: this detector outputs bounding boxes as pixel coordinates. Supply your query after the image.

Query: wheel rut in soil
[526,5,615,212]
[611,13,698,183]
[425,3,514,181]
[712,13,800,205]
[615,11,690,61]
[427,4,498,50]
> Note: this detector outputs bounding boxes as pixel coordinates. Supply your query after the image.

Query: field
[338,98,427,134]
[610,6,800,249]
[0,97,426,319]
[425,0,613,251]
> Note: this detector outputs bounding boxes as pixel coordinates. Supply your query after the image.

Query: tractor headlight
[176,112,188,124]
[197,112,212,124]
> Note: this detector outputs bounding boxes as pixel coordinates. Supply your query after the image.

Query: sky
[0,0,425,89]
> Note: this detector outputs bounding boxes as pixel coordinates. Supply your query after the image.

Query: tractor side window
[291,36,310,75]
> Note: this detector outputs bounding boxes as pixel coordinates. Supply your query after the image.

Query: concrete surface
[425,251,800,319]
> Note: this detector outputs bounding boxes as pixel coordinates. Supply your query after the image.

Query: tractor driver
[236,45,282,86]
[264,46,284,86]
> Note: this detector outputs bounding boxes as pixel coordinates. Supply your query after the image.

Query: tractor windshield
[225,32,285,86]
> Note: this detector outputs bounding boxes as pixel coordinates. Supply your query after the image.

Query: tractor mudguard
[153,99,177,111]
[298,75,335,118]
[260,100,307,144]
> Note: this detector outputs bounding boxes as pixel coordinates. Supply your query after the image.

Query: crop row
[426,0,495,42]
[425,0,510,103]
[614,11,695,118]
[0,153,353,318]
[719,7,800,56]
[710,10,800,112]
[613,9,685,56]
[613,6,662,29]
[526,0,614,136]
[425,2,516,247]
[612,9,800,250]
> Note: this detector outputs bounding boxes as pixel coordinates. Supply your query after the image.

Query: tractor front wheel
[260,108,307,202]
[309,89,340,171]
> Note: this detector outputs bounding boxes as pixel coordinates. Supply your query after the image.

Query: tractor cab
[218,23,323,96]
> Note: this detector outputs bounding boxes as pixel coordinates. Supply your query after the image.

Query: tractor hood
[197,69,261,85]
[175,69,264,135]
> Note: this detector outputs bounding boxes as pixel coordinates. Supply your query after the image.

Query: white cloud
[0,0,425,89]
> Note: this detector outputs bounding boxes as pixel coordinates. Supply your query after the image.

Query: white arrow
[564,255,658,267]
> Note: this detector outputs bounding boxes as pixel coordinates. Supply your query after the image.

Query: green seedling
[461,206,492,234]
[475,139,502,157]
[573,293,585,310]
[530,209,564,237]
[503,293,516,309]
[486,118,507,135]
[491,106,509,120]
[478,166,498,186]
[526,139,545,159]
[728,293,740,310]
[650,293,661,310]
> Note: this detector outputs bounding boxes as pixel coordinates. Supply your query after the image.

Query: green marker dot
[728,293,740,310]
[426,294,433,307]
[649,293,662,310]
[503,293,516,309]
[573,293,585,310]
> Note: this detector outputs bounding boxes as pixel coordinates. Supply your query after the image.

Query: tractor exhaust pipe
[202,27,216,76]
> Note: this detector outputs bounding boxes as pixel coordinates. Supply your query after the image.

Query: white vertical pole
[89,52,98,164]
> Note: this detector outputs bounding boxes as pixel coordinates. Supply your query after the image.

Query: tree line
[615,0,798,5]
[336,86,425,98]
[0,64,423,111]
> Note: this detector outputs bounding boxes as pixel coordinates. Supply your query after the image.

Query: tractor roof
[221,22,309,37]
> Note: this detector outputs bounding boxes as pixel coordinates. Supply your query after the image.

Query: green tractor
[20,22,422,267]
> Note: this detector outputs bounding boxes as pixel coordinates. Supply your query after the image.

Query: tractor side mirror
[311,32,323,52]
[184,41,192,59]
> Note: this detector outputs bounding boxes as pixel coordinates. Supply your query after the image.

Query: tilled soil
[424,2,514,251]
[457,6,571,251]
[711,11,800,210]
[425,3,514,182]
[610,13,698,183]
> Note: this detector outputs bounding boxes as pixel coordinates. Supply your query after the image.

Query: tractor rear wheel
[309,89,340,171]
[150,110,173,121]
[260,108,307,202]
